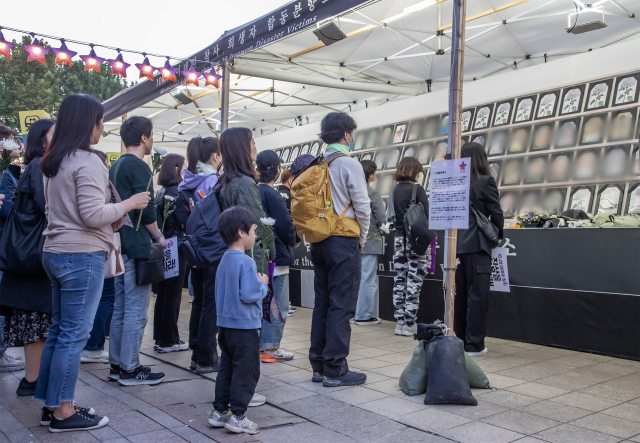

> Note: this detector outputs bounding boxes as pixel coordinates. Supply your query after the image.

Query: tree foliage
[0,36,131,132]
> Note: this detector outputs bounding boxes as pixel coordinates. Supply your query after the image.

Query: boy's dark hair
[361,159,377,182]
[0,124,15,140]
[120,116,153,148]
[394,157,423,182]
[319,112,357,144]
[218,206,258,246]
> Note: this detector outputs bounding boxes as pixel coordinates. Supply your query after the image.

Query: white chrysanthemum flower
[381,222,391,234]
[153,146,168,156]
[164,195,175,202]
[260,217,276,226]
[0,140,21,151]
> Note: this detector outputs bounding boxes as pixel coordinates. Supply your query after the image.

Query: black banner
[103,0,369,122]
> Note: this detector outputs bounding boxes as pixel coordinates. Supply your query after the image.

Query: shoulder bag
[135,242,166,285]
[403,184,436,256]
[470,202,500,248]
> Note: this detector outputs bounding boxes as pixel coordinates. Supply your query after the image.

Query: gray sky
[2,0,286,78]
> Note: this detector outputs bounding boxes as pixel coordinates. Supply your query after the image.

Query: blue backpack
[179,185,227,268]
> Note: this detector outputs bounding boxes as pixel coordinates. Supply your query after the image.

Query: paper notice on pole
[163,237,179,279]
[490,247,510,292]
[428,158,471,230]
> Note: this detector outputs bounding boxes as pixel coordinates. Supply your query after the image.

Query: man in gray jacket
[351,160,386,325]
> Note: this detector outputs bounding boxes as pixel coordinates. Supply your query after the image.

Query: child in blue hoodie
[207,206,268,435]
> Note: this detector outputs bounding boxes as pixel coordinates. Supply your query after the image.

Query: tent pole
[444,0,467,335]
[120,113,128,154]
[220,62,231,132]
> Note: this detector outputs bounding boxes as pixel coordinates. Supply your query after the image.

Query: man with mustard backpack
[290,112,370,387]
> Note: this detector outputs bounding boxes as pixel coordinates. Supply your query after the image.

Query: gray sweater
[362,185,386,255]
[323,151,371,243]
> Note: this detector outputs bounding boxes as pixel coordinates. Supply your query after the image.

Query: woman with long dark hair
[153,154,189,353]
[37,94,150,432]
[455,142,504,356]
[0,118,55,397]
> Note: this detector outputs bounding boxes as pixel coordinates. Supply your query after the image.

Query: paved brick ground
[2,290,640,443]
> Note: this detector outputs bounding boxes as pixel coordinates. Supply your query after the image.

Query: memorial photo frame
[500,191,519,218]
[351,153,361,161]
[579,114,606,145]
[586,79,613,110]
[508,126,531,154]
[378,125,395,147]
[524,155,548,184]
[374,151,386,170]
[602,145,630,178]
[354,132,366,151]
[547,152,573,183]
[361,152,373,161]
[433,140,448,162]
[439,114,449,136]
[556,118,580,148]
[519,189,543,212]
[378,173,395,196]
[423,116,439,139]
[416,143,433,165]
[422,169,431,191]
[488,160,502,183]
[393,123,408,144]
[530,123,554,151]
[487,130,509,156]
[560,85,585,115]
[471,133,487,147]
[626,182,640,214]
[309,141,321,157]
[281,147,291,163]
[365,128,379,149]
[273,149,282,160]
[300,143,310,155]
[402,144,417,159]
[473,104,494,130]
[632,144,639,175]
[535,90,560,120]
[502,158,523,186]
[543,188,567,214]
[407,119,423,142]
[573,148,600,180]
[595,183,624,215]
[569,186,595,213]
[461,109,475,132]
[289,145,301,162]
[514,95,537,123]
[385,148,401,169]
[613,72,640,107]
[608,108,637,142]
[493,100,514,127]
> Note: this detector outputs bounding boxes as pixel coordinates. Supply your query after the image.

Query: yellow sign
[18,110,51,134]
[106,152,121,166]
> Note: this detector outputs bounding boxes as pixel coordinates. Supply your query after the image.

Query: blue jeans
[261,274,289,350]
[36,252,106,407]
[0,314,5,357]
[109,255,152,371]
[355,255,378,321]
[188,273,194,296]
[84,278,115,351]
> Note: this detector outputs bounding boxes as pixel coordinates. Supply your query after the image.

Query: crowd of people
[0,93,503,435]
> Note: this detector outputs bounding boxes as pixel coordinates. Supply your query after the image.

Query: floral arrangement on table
[515,209,550,227]
[136,146,167,230]
[367,222,391,239]
[0,139,21,175]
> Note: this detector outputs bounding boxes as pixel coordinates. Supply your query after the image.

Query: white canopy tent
[97,0,640,154]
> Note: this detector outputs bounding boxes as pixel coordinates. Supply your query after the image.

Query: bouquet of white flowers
[0,139,21,175]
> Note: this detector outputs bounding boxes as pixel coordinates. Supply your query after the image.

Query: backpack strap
[410,183,418,204]
[338,203,353,219]
[325,153,348,164]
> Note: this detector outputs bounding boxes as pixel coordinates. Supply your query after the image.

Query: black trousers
[213,327,260,416]
[454,252,492,353]
[153,251,187,347]
[309,236,361,377]
[188,261,220,367]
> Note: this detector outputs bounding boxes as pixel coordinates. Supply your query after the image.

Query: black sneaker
[118,366,165,386]
[195,361,219,374]
[323,371,366,387]
[355,318,381,326]
[16,377,37,396]
[108,364,121,381]
[41,406,96,426]
[312,371,324,383]
[48,410,108,432]
[190,351,197,370]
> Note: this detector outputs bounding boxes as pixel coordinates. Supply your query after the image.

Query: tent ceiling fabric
[101,0,640,149]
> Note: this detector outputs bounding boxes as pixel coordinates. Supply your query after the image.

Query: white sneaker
[80,350,109,364]
[189,295,194,303]
[402,324,417,337]
[207,408,232,427]
[156,341,189,353]
[248,393,266,407]
[0,353,25,372]
[466,348,488,357]
[395,324,404,336]
[224,414,259,434]
[262,349,294,362]
[349,318,356,324]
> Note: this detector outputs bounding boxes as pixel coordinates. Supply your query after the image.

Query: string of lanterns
[0,27,222,88]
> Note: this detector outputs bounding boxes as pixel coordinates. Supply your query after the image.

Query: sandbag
[423,336,477,406]
[399,340,428,396]
[465,353,491,389]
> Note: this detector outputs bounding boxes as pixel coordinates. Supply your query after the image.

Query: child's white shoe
[207,408,232,427]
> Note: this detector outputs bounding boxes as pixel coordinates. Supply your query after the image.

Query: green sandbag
[399,340,428,396]
[465,353,491,389]
[399,341,491,396]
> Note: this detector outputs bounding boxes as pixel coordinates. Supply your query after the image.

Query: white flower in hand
[164,195,175,202]
[260,217,276,226]
[381,222,391,234]
[153,146,168,156]
[0,140,20,152]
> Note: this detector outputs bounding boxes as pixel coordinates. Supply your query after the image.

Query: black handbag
[403,184,436,256]
[470,203,500,249]
[0,164,47,276]
[134,242,166,285]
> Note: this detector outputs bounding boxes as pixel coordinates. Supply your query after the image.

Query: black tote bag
[0,165,47,276]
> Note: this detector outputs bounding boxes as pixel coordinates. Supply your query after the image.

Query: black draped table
[289,228,640,360]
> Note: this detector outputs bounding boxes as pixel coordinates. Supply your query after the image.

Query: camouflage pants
[392,236,427,326]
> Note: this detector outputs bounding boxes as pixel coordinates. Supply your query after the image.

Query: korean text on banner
[163,236,179,279]
[490,247,510,292]
[429,158,471,230]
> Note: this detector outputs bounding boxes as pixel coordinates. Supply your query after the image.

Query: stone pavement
[2,290,640,443]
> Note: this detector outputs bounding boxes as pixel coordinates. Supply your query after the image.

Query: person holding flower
[108,116,166,386]
[351,160,387,326]
[153,154,188,353]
